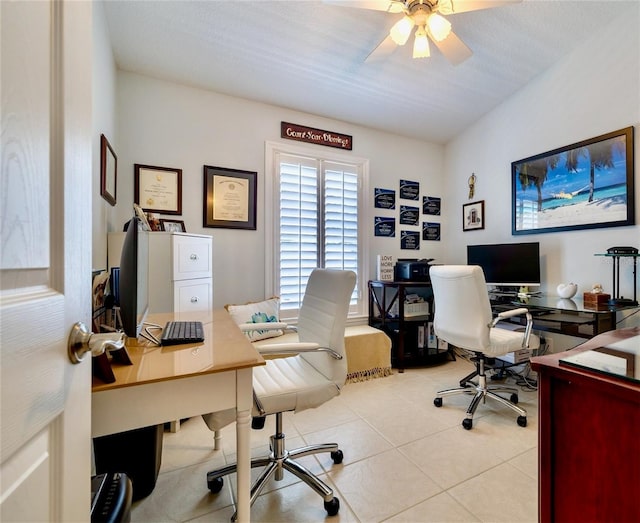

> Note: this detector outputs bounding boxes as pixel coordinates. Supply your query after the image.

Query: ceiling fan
[329,0,521,65]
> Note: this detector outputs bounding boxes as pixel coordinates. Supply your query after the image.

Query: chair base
[206,412,342,521]
[434,353,527,430]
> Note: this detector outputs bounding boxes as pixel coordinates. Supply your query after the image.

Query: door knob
[67,322,125,364]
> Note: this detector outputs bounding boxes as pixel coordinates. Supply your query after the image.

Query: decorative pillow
[226,297,283,341]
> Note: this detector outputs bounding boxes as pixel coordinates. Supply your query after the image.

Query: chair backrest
[297,268,356,387]
[429,265,493,352]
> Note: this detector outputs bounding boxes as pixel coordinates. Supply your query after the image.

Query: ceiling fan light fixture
[390,15,415,45]
[413,26,430,58]
[427,13,451,42]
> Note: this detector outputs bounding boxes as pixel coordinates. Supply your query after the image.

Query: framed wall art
[512,126,634,235]
[100,134,117,206]
[463,200,485,231]
[135,164,182,215]
[203,165,257,230]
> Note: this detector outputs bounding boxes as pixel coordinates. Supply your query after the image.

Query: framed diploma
[203,165,257,230]
[134,164,182,215]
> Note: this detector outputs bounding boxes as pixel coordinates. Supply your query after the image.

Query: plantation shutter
[277,154,359,312]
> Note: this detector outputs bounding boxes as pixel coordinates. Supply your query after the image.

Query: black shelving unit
[368,280,453,372]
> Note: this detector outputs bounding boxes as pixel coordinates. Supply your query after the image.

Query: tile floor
[131,355,539,522]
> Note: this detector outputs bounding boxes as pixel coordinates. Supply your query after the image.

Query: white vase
[557,283,578,299]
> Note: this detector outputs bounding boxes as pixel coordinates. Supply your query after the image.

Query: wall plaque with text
[281,122,352,150]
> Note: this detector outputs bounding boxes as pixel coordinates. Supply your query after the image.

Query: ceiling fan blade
[323,0,404,13]
[432,30,472,65]
[442,0,521,15]
[365,34,398,63]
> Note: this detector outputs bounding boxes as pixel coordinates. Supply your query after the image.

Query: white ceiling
[103,0,636,144]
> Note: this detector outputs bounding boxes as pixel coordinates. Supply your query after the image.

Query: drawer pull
[190,254,199,261]
[191,296,199,303]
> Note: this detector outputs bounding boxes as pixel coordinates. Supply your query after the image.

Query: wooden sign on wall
[281,121,352,150]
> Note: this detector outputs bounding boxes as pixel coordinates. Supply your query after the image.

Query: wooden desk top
[92,309,265,392]
[530,327,640,391]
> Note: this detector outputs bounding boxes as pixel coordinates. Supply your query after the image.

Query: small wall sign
[400,205,419,225]
[374,188,396,209]
[423,196,441,215]
[400,230,420,250]
[281,122,352,150]
[374,216,396,237]
[400,179,419,200]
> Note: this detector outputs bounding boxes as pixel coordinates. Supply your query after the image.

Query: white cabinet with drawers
[149,232,212,314]
[108,231,212,315]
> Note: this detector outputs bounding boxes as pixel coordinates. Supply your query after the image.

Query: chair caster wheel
[324,497,340,516]
[330,449,344,464]
[517,416,527,427]
[207,476,224,493]
[434,397,443,408]
[510,393,519,404]
[462,418,473,430]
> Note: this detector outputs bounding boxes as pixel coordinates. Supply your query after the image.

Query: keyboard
[160,321,205,346]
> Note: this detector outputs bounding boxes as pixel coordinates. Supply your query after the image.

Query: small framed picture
[159,219,186,233]
[463,200,485,231]
[100,134,117,206]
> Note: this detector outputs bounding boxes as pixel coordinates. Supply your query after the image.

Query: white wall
[93,3,639,335]
[113,72,444,308]
[444,7,640,340]
[92,0,118,271]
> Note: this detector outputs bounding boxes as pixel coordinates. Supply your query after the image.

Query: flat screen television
[118,217,149,338]
[467,242,541,290]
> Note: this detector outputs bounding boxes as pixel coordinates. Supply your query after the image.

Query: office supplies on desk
[160,320,204,345]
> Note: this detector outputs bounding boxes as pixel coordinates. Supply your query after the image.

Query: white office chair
[202,268,356,519]
[429,265,540,430]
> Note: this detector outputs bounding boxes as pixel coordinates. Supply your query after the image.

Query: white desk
[92,309,265,522]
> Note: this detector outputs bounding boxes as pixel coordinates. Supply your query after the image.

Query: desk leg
[235,368,253,523]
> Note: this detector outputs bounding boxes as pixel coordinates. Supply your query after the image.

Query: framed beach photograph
[135,164,183,215]
[203,165,257,230]
[512,126,635,235]
[463,200,485,231]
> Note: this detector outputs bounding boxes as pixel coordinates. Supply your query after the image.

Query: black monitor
[467,242,541,289]
[118,217,149,338]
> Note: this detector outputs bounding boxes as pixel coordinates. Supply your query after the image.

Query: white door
[1,1,93,521]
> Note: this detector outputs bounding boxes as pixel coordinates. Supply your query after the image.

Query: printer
[394,259,434,282]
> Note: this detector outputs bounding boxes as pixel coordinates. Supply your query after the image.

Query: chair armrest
[256,342,343,359]
[496,307,529,321]
[491,307,534,349]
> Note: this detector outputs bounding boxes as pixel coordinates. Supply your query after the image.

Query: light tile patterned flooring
[131,356,538,522]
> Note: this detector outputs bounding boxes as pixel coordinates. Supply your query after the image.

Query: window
[266,142,369,320]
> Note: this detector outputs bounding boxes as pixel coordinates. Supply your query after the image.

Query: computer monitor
[467,242,541,290]
[118,217,149,338]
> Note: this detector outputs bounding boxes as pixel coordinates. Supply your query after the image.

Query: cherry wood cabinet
[530,328,640,522]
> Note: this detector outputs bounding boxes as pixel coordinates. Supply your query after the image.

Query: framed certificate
[203,165,257,230]
[134,164,182,215]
